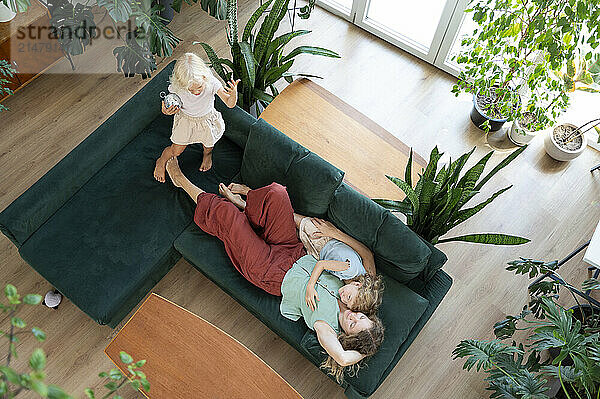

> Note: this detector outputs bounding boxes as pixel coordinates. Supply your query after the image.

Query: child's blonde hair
[170,53,213,93]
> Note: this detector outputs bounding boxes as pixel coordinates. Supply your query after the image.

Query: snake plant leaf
[281,46,341,63]
[3,0,29,13]
[238,41,256,88]
[437,233,530,245]
[264,60,293,87]
[264,30,311,65]
[474,145,526,191]
[281,72,323,79]
[113,30,157,78]
[252,88,274,103]
[49,0,97,56]
[195,42,228,82]
[226,0,238,43]
[443,148,474,192]
[423,147,442,181]
[582,278,600,290]
[417,179,437,223]
[242,0,273,42]
[385,175,419,214]
[133,0,180,57]
[254,0,289,64]
[405,148,413,187]
[97,0,132,22]
[456,151,492,208]
[454,186,512,225]
[372,199,413,215]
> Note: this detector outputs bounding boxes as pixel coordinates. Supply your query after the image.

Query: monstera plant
[196,0,340,113]
[373,145,530,246]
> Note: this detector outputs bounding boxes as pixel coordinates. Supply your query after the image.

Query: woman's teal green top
[280,255,343,333]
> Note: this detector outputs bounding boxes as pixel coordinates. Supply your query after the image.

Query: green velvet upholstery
[0,60,451,398]
[0,63,173,248]
[174,225,309,345]
[241,119,345,216]
[327,183,432,283]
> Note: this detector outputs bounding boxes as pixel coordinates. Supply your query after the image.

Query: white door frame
[316,0,469,76]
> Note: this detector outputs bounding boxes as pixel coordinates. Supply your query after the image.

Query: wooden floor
[1,1,600,398]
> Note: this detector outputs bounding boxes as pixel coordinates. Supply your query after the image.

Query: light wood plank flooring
[1,1,600,398]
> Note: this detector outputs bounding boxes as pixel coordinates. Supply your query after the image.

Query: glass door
[317,0,472,76]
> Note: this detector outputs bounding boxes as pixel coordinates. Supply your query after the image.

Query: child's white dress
[168,75,226,147]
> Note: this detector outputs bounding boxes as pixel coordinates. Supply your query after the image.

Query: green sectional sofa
[0,62,452,398]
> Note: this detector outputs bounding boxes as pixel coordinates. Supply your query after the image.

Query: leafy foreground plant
[452,0,600,132]
[196,0,340,112]
[454,297,600,399]
[0,284,149,398]
[0,60,16,112]
[373,145,530,246]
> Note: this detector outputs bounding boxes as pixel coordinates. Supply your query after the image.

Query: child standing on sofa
[154,53,241,182]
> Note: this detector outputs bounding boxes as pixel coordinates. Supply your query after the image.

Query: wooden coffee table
[105,293,302,399]
[260,78,427,200]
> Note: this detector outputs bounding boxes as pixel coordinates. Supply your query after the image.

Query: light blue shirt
[319,239,366,280]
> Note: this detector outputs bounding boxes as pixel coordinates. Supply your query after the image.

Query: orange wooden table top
[260,78,427,200]
[105,294,303,399]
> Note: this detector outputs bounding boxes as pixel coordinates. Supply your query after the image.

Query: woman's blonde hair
[349,274,384,317]
[170,52,213,93]
[321,315,385,383]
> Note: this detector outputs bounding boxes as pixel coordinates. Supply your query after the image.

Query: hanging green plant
[113,30,157,78]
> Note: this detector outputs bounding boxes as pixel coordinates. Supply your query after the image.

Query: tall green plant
[373,146,530,246]
[0,284,149,398]
[452,0,600,132]
[196,0,340,112]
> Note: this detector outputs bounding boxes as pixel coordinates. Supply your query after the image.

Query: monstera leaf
[97,0,133,22]
[170,0,226,19]
[48,0,97,56]
[133,0,180,57]
[113,30,157,79]
[1,0,30,13]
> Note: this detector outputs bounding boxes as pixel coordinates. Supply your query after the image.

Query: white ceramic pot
[508,119,537,146]
[544,123,587,161]
[0,3,16,22]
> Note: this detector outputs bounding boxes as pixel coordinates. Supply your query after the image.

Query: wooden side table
[105,293,303,399]
[259,78,427,200]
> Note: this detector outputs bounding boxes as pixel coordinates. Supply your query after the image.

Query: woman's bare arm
[312,219,376,276]
[305,260,349,310]
[314,321,365,367]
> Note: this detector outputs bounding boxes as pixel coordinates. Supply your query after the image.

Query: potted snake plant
[196,0,340,116]
[373,145,530,246]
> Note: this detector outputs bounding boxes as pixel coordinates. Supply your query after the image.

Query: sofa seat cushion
[240,119,344,217]
[300,276,429,396]
[18,114,243,327]
[174,224,309,344]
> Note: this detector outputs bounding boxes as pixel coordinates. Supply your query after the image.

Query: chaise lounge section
[0,61,452,398]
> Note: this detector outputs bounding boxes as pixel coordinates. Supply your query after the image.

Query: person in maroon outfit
[193,175,306,295]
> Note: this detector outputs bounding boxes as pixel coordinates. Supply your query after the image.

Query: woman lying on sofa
[165,158,384,382]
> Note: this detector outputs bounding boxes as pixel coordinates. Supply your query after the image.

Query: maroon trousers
[194,183,306,296]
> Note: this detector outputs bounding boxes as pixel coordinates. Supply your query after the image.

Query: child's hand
[305,284,319,311]
[311,218,339,239]
[162,101,179,115]
[224,79,241,97]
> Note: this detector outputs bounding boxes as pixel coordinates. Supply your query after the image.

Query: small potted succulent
[544,118,600,161]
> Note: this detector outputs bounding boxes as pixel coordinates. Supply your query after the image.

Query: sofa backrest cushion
[419,238,448,282]
[0,62,175,248]
[241,119,344,216]
[215,97,257,149]
[300,276,429,396]
[327,183,432,283]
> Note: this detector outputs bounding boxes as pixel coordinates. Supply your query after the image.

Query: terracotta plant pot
[544,123,587,161]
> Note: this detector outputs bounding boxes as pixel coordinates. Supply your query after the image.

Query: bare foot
[219,183,246,209]
[199,153,212,172]
[227,183,250,196]
[166,157,184,188]
[154,157,167,183]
